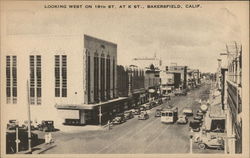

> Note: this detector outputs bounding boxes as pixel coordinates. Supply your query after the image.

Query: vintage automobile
[182,107,193,116]
[197,135,224,150]
[124,110,134,120]
[138,111,149,120]
[130,108,140,115]
[177,114,188,124]
[7,120,18,130]
[194,115,203,121]
[155,108,163,117]
[144,103,152,110]
[156,99,163,105]
[38,120,55,132]
[139,106,146,111]
[112,114,126,125]
[189,120,201,132]
[22,120,38,130]
[150,102,156,108]
[196,110,204,116]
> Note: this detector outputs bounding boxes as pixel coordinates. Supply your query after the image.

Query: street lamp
[190,134,193,154]
[26,80,32,153]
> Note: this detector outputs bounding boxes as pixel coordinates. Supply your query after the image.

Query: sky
[2,1,245,73]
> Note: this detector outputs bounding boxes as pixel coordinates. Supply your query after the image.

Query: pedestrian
[48,132,53,144]
[108,120,111,130]
[45,133,49,144]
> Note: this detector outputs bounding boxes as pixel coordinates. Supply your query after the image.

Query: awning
[55,97,128,110]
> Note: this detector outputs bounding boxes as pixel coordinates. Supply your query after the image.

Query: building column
[110,56,113,99]
[98,55,101,102]
[104,54,107,100]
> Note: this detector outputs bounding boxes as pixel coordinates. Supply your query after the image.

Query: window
[113,58,115,98]
[100,54,105,101]
[55,55,67,98]
[36,56,42,104]
[87,53,91,103]
[106,55,110,100]
[94,53,99,102]
[62,55,67,97]
[29,55,42,105]
[6,56,11,103]
[55,55,60,97]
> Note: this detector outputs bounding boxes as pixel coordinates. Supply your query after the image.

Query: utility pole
[27,80,32,153]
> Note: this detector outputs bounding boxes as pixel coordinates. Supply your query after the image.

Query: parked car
[139,106,146,111]
[131,108,140,115]
[38,120,55,132]
[144,103,152,110]
[112,114,126,125]
[155,108,163,117]
[189,120,201,132]
[151,101,157,107]
[22,120,39,130]
[138,111,149,120]
[194,115,203,121]
[196,110,204,116]
[198,135,224,150]
[177,114,188,124]
[124,110,134,120]
[182,107,193,116]
[7,120,18,130]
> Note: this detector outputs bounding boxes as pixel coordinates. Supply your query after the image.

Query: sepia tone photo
[0,1,249,157]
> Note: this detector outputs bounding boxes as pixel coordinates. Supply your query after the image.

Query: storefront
[55,97,128,125]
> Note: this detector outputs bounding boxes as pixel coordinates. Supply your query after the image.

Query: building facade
[165,65,188,90]
[224,44,242,154]
[2,34,125,128]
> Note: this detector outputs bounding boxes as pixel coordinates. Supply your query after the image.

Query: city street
[43,83,221,154]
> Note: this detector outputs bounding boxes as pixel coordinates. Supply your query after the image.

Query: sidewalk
[58,125,104,133]
[16,143,56,154]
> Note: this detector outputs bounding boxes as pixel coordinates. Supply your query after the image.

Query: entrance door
[80,110,86,124]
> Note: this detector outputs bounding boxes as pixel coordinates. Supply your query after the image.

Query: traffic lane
[98,90,202,154]
[45,107,162,154]
[144,123,190,153]
[45,85,210,154]
[96,112,161,153]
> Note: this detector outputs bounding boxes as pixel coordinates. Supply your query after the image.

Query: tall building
[2,34,124,127]
[224,43,242,154]
[165,65,188,90]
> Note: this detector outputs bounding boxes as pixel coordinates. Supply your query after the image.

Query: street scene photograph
[1,1,249,157]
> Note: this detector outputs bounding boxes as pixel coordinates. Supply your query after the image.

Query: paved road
[44,83,217,154]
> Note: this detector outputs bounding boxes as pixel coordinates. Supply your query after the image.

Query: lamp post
[190,134,193,154]
[26,80,32,153]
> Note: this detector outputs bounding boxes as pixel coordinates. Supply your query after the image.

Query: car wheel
[198,143,206,150]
